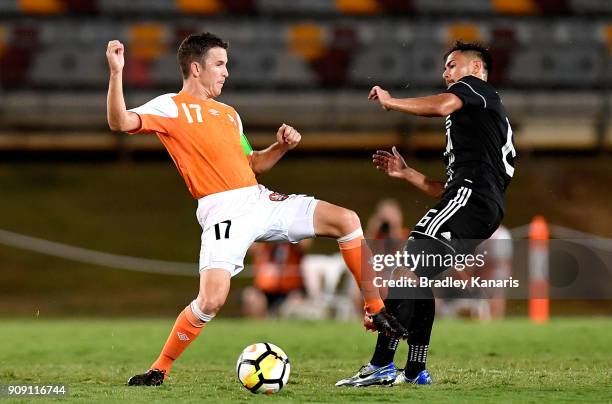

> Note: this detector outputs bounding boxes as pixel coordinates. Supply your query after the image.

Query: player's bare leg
[313,201,407,338]
[128,269,231,386]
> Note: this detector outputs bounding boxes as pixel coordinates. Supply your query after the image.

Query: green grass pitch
[1,318,611,403]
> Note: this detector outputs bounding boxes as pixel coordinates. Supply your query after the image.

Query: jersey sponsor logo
[269,192,288,201]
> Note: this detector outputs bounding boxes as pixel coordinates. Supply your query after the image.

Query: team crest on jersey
[269,192,288,201]
[208,108,220,116]
[227,113,237,126]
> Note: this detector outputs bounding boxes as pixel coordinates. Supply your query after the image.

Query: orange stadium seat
[492,0,537,15]
[129,23,166,61]
[176,0,223,14]
[605,25,612,54]
[18,0,64,14]
[446,24,482,44]
[335,0,382,15]
[288,24,327,62]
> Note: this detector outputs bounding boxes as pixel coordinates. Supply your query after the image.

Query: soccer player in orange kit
[106,32,407,386]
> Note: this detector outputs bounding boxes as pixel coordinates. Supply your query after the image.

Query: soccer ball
[236,342,290,394]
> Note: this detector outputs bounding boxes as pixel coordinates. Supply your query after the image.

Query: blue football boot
[393,369,433,385]
[335,363,398,387]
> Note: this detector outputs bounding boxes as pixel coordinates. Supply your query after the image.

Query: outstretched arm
[250,124,301,175]
[373,147,445,199]
[369,86,463,117]
[106,40,141,132]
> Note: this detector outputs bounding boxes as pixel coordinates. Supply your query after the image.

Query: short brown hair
[177,32,228,79]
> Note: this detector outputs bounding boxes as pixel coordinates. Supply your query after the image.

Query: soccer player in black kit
[336,41,516,387]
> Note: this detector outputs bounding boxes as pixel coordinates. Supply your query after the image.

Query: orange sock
[150,303,206,375]
[338,234,384,314]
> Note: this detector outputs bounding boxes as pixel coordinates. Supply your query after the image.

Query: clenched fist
[276,124,301,150]
[106,40,125,74]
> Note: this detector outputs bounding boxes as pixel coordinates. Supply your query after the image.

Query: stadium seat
[414,0,493,14]
[129,23,167,62]
[508,49,549,86]
[446,23,482,44]
[492,0,537,15]
[99,0,178,14]
[176,0,223,15]
[272,51,317,87]
[149,53,181,87]
[335,0,382,15]
[0,1,19,15]
[557,48,603,86]
[74,50,110,86]
[228,46,278,87]
[349,46,411,87]
[31,48,108,87]
[288,23,327,62]
[30,49,80,86]
[410,45,447,87]
[18,0,65,14]
[570,0,612,14]
[256,0,338,15]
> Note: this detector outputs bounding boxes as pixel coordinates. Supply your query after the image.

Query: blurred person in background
[242,241,310,318]
[436,224,513,320]
[475,224,513,320]
[106,32,406,387]
[365,199,409,243]
[351,199,409,310]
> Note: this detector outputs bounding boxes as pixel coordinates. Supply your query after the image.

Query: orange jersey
[128,91,258,198]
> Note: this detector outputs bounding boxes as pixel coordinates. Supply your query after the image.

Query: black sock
[405,345,428,378]
[404,294,435,378]
[369,294,414,367]
[370,334,399,366]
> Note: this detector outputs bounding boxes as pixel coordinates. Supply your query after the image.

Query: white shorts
[197,185,319,276]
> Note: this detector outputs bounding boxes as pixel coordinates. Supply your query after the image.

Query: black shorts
[405,184,503,278]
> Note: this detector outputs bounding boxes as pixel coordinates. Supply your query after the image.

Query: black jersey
[443,75,515,212]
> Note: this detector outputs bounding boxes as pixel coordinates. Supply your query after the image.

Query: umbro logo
[227,114,236,126]
[441,232,452,240]
[177,332,190,341]
[208,108,220,116]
